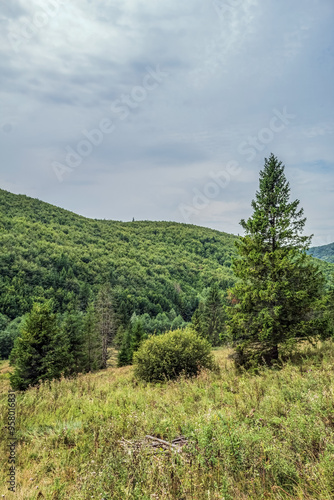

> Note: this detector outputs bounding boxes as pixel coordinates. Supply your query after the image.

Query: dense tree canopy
[0,188,236,323]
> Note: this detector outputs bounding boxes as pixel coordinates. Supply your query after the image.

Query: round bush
[133,328,216,382]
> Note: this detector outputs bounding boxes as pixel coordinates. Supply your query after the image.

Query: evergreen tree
[0,313,9,331]
[191,286,225,346]
[130,320,146,357]
[117,327,132,367]
[191,301,205,336]
[227,154,327,366]
[60,310,85,375]
[202,284,225,346]
[117,316,146,367]
[9,302,69,390]
[323,274,334,339]
[79,282,91,311]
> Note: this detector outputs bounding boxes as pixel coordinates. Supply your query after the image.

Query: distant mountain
[308,243,334,264]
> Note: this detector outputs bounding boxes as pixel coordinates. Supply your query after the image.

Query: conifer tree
[191,285,225,346]
[117,316,146,367]
[323,274,334,338]
[9,302,69,390]
[227,154,326,366]
[117,327,132,367]
[202,284,225,346]
[60,310,85,375]
[0,316,23,360]
[191,301,205,337]
[130,320,146,357]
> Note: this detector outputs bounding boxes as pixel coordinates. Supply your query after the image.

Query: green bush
[133,328,216,382]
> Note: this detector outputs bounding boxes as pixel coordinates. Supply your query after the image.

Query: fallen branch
[145,435,178,449]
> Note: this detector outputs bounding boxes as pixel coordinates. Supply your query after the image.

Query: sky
[1,0,333,246]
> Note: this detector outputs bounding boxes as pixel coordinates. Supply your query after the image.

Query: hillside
[0,189,237,322]
[1,343,334,499]
[309,242,334,264]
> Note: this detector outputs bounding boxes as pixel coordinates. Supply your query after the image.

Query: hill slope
[0,189,237,321]
[308,242,334,264]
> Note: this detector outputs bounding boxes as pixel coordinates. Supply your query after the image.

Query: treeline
[8,284,116,390]
[4,279,229,389]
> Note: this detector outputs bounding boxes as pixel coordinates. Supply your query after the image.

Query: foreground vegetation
[1,343,334,499]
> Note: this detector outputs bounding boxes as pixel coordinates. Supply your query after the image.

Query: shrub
[133,328,216,382]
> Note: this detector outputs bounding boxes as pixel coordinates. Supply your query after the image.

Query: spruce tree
[117,317,146,367]
[191,301,205,337]
[227,154,326,366]
[130,320,146,358]
[202,285,225,346]
[9,302,69,390]
[117,327,132,367]
[191,286,225,346]
[323,274,334,339]
[60,310,85,375]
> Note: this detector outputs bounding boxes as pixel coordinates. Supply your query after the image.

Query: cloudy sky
[1,0,333,246]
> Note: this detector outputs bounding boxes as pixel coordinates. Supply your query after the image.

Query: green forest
[0,187,237,323]
[0,187,238,378]
[1,155,334,386]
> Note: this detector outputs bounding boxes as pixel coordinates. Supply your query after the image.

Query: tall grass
[1,342,334,499]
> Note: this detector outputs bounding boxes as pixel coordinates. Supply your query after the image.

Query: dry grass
[1,342,334,499]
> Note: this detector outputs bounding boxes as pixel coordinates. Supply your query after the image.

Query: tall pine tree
[227,154,326,366]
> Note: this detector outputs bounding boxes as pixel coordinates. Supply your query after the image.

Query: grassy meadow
[1,343,334,499]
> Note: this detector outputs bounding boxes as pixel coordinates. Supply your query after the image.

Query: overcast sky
[1,0,333,246]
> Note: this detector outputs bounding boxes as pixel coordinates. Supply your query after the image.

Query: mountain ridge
[308,242,334,264]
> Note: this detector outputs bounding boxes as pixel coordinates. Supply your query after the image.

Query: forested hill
[0,189,237,322]
[308,242,334,264]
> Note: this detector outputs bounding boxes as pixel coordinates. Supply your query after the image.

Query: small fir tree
[60,310,85,375]
[117,327,132,367]
[130,320,146,357]
[9,302,69,390]
[202,284,225,346]
[191,285,225,346]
